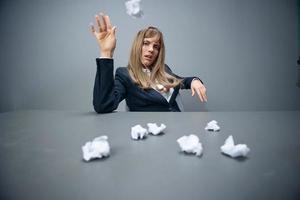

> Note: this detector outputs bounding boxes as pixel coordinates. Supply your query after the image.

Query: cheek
[154,51,159,59]
[141,47,145,55]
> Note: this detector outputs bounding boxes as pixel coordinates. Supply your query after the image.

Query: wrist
[100,51,113,58]
[192,77,203,84]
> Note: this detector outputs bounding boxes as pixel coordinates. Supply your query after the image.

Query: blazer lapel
[169,85,180,105]
[146,88,169,105]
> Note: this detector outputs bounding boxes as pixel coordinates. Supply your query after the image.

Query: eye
[154,44,160,50]
[143,41,150,45]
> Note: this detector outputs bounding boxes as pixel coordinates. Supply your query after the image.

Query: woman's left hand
[191,79,207,102]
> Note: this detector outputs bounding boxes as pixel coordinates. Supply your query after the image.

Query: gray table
[0,110,299,200]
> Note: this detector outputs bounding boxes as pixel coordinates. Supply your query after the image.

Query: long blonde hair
[127,26,182,90]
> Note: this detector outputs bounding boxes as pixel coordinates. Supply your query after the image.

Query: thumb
[191,87,195,96]
[112,26,117,35]
[90,23,96,36]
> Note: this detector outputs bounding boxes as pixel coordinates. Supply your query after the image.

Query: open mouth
[144,55,152,60]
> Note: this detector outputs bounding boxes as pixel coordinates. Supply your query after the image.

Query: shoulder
[164,64,173,73]
[164,64,175,76]
[116,67,129,76]
[115,67,132,83]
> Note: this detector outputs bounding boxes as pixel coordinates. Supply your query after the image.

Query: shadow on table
[72,111,119,117]
[178,151,203,158]
[221,153,249,162]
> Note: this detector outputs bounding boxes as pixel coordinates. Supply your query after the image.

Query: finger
[95,15,103,32]
[99,13,107,31]
[191,87,195,96]
[203,95,207,102]
[201,87,208,102]
[89,23,95,33]
[104,15,112,30]
[90,23,96,34]
[199,87,207,102]
[202,91,208,102]
[196,89,204,102]
[112,26,117,35]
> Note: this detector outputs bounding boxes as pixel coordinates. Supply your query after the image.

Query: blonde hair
[127,26,182,90]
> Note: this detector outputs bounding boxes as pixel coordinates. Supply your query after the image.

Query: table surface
[0,110,300,200]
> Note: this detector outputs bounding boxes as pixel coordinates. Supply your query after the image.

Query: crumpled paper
[131,124,148,140]
[147,123,166,135]
[82,136,110,161]
[125,0,144,18]
[177,134,203,156]
[220,135,250,158]
[205,120,220,132]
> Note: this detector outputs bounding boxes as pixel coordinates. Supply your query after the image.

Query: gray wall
[0,0,299,112]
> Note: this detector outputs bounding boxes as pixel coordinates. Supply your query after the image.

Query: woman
[90,13,207,113]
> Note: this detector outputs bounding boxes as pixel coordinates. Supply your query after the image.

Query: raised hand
[90,13,117,58]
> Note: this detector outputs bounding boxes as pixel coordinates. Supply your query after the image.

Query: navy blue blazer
[93,58,202,113]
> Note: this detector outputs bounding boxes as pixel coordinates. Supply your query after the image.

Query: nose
[147,45,154,52]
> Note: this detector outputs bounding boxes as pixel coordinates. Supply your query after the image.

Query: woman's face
[141,36,160,68]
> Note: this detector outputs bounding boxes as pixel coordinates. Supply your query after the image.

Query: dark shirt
[93,58,202,113]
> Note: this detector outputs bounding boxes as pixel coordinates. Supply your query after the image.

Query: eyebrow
[143,39,160,45]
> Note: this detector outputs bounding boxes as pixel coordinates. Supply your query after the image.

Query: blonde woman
[91,13,207,113]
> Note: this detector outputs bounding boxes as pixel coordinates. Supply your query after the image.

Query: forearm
[93,58,117,113]
[164,64,203,89]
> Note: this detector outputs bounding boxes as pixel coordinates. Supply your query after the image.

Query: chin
[143,62,152,68]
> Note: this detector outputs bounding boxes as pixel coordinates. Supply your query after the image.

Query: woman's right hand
[90,13,116,58]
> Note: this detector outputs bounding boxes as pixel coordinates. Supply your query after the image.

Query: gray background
[0,0,299,113]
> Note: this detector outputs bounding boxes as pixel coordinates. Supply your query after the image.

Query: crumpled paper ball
[82,136,110,161]
[131,124,148,140]
[125,0,144,18]
[147,123,166,135]
[220,135,250,158]
[205,120,220,132]
[177,134,203,156]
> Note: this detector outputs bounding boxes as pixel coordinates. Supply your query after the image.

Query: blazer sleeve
[93,58,127,113]
[164,64,203,89]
